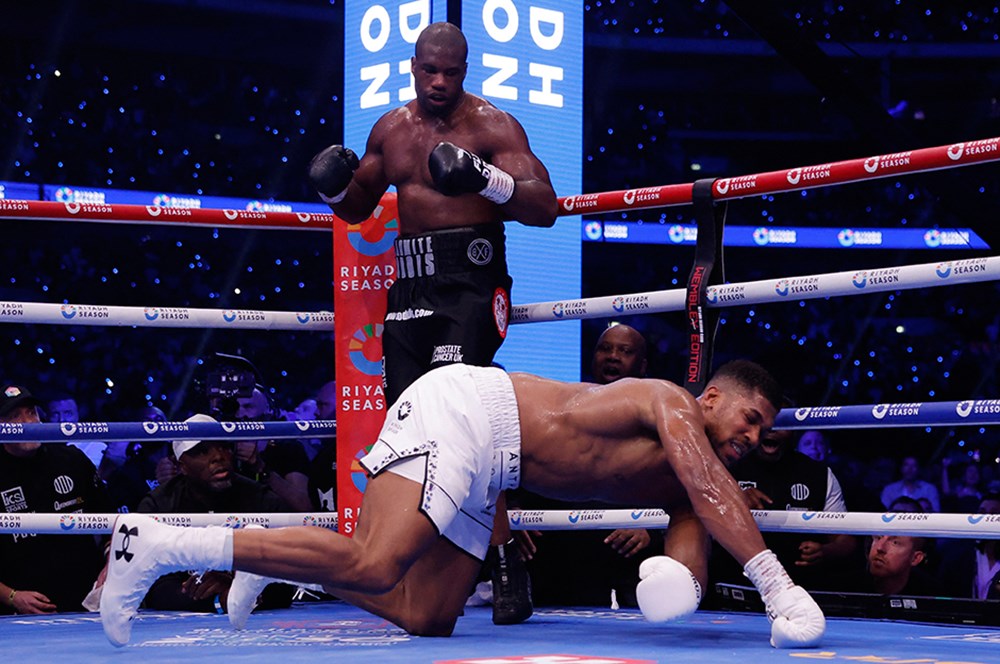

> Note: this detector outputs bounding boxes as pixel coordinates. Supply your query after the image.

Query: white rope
[0,301,334,330]
[12,509,999,539]
[510,255,1000,324]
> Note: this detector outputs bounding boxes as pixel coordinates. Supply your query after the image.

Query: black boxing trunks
[382,223,512,407]
[360,364,521,560]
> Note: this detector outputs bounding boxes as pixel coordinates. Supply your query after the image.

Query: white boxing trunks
[359,364,521,560]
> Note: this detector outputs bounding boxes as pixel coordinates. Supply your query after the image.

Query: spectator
[104,405,173,513]
[941,458,983,513]
[711,419,859,592]
[233,387,312,512]
[517,323,660,609]
[936,493,1000,599]
[0,383,111,614]
[881,456,941,513]
[45,392,106,469]
[796,430,830,463]
[863,534,942,596]
[135,414,294,613]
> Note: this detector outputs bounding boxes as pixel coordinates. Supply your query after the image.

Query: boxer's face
[412,44,467,117]
[701,384,776,467]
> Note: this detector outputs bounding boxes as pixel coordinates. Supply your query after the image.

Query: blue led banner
[583,220,991,251]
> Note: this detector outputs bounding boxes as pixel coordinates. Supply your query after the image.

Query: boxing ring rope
[1,137,998,555]
[6,509,1000,540]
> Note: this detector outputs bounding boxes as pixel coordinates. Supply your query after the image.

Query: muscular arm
[644,384,767,567]
[488,114,558,228]
[328,120,392,224]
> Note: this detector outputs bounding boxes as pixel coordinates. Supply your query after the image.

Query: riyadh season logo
[957,401,975,418]
[924,229,942,247]
[852,271,867,288]
[612,296,624,312]
[552,302,564,318]
[872,404,889,420]
[774,279,790,297]
[60,304,77,319]
[668,225,686,243]
[935,262,952,279]
[346,210,398,257]
[59,514,76,531]
[584,220,603,240]
[837,228,856,247]
[296,313,311,324]
[753,227,769,246]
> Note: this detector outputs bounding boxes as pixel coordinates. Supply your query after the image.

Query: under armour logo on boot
[115,524,138,562]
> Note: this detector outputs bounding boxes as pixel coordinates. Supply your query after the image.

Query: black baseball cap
[0,384,41,419]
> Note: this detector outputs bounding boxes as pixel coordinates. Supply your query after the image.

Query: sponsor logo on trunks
[863,151,912,173]
[584,220,603,240]
[956,399,1000,417]
[872,402,921,419]
[346,213,398,257]
[923,228,972,248]
[394,236,435,278]
[52,475,74,496]
[467,238,494,266]
[396,401,412,420]
[349,324,384,376]
[384,308,433,322]
[493,288,510,338]
[785,164,832,185]
[947,138,999,161]
[431,345,464,363]
[2,486,28,512]
[790,484,810,501]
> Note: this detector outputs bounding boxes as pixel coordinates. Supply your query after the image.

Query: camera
[198,353,263,420]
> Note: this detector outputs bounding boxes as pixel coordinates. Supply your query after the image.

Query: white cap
[172,414,218,459]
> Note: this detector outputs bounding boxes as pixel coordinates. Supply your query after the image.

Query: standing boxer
[309,21,558,407]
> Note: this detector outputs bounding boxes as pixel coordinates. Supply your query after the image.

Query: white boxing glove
[743,549,825,648]
[636,556,702,622]
[767,585,826,648]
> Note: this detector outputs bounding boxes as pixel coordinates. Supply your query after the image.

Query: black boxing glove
[428,141,514,204]
[308,145,359,204]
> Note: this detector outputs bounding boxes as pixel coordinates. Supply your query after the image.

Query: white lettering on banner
[483,53,518,100]
[529,63,563,107]
[481,1,565,108]
[355,1,429,109]
[360,63,391,109]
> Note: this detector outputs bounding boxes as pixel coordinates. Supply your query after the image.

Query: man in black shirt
[137,414,293,613]
[0,383,110,614]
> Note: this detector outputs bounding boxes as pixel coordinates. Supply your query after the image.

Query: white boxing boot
[100,514,233,647]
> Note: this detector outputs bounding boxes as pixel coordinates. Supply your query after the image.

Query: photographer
[200,353,312,512]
